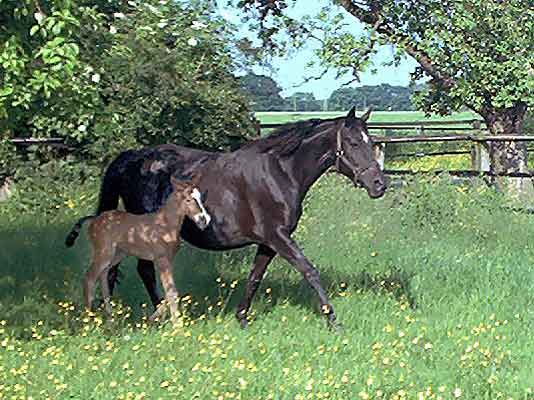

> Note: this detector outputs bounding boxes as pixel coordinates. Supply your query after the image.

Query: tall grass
[1,175,533,399]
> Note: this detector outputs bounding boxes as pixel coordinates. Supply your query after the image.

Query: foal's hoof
[148,304,168,323]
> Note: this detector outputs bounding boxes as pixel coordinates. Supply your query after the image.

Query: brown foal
[66,175,211,321]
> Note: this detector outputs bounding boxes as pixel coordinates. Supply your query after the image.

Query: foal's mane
[242,117,342,156]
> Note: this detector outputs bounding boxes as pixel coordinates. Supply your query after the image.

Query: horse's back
[106,144,219,214]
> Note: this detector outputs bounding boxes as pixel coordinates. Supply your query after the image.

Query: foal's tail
[65,216,95,247]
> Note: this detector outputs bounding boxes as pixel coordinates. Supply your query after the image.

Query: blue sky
[219,1,419,99]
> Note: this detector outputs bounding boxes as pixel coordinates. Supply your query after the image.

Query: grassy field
[1,174,534,399]
[255,111,480,125]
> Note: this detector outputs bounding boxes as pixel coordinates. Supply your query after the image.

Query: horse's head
[334,107,386,199]
[170,175,211,230]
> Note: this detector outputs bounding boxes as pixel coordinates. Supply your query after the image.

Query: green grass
[256,111,480,125]
[1,176,534,399]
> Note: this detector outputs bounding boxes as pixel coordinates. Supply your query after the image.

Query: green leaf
[46,56,62,65]
[29,25,39,36]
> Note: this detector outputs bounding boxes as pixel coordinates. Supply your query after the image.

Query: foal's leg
[235,245,276,328]
[98,251,123,316]
[99,268,113,316]
[151,257,180,323]
[85,259,111,311]
[269,229,339,329]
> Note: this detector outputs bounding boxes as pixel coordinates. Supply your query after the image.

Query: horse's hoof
[238,318,249,329]
[327,317,343,333]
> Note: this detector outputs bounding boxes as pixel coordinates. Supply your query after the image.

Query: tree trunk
[483,103,531,198]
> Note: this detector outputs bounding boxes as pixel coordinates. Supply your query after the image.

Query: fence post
[470,121,490,173]
[373,143,386,170]
[471,141,491,173]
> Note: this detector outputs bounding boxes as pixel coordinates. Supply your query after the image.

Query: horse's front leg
[269,229,339,330]
[235,244,276,328]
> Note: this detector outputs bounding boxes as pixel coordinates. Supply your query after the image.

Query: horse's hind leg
[106,250,127,298]
[137,259,164,308]
[107,264,121,297]
[235,245,276,328]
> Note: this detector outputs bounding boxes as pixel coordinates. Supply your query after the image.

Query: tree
[239,73,287,111]
[286,91,321,111]
[236,0,533,192]
[328,84,415,111]
[1,0,257,167]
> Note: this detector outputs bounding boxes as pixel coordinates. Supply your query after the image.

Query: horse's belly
[180,219,253,251]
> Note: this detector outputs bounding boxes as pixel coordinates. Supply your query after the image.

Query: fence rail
[7,119,533,179]
[373,135,534,143]
[260,118,485,129]
[10,137,65,146]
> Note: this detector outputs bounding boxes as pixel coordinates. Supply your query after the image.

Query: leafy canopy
[236,0,533,120]
[1,0,256,167]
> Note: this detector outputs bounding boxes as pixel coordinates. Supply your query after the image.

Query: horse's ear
[346,106,356,121]
[170,175,187,191]
[360,107,372,122]
[190,173,201,186]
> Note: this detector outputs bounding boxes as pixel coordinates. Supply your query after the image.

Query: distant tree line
[239,73,417,111]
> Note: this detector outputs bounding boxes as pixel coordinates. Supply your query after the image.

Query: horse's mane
[241,117,342,156]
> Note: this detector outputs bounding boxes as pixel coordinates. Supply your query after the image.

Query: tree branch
[335,0,456,88]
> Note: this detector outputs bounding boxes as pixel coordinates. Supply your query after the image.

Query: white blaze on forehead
[191,188,211,225]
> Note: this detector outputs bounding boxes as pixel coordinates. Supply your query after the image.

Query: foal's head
[334,107,386,198]
[169,175,211,230]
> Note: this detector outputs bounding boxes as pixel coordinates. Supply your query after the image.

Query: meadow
[255,111,480,125]
[1,170,534,399]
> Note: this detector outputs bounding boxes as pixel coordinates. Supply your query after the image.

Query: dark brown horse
[67,107,386,328]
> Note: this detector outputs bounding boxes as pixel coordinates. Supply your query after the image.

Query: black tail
[65,216,95,247]
[96,156,123,214]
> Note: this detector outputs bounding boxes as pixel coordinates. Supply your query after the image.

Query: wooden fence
[7,118,534,179]
[262,118,534,178]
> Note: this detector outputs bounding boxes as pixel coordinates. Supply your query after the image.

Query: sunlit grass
[1,174,534,399]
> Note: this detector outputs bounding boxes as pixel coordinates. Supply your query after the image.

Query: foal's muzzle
[193,214,211,230]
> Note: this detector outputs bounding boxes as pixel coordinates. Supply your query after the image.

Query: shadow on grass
[0,219,418,332]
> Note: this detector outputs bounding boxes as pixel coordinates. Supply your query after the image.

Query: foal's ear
[190,173,201,186]
[360,107,373,122]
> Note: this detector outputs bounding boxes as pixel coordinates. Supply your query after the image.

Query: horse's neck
[288,125,336,195]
